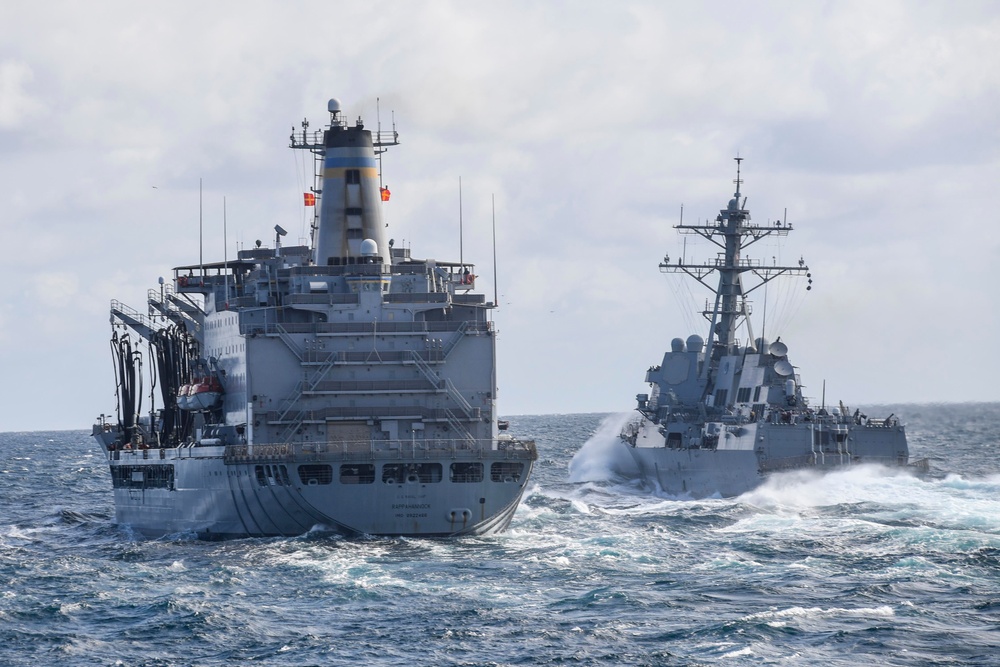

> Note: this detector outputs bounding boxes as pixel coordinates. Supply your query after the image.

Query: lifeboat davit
[188,376,224,410]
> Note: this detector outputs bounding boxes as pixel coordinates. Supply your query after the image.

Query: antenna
[459,176,464,267]
[734,156,743,197]
[491,194,498,308]
[199,178,204,278]
[223,196,229,310]
[376,97,383,191]
[761,275,768,344]
[158,276,165,320]
[274,224,287,251]
[680,203,687,265]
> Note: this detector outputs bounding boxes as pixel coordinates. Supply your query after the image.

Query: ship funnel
[311,108,390,268]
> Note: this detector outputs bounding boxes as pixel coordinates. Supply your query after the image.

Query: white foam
[567,412,640,482]
[745,604,896,627]
[738,464,919,510]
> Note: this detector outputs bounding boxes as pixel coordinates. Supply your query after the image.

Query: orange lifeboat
[176,384,193,410]
[188,376,224,410]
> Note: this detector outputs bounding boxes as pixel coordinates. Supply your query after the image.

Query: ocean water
[2,403,999,666]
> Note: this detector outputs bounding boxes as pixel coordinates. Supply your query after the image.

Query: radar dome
[360,239,378,257]
[328,98,342,114]
[686,335,704,353]
[671,338,685,352]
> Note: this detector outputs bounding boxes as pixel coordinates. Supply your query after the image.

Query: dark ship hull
[91,436,530,538]
[624,405,908,498]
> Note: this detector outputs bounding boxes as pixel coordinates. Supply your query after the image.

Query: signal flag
[380,186,391,202]
[303,192,316,206]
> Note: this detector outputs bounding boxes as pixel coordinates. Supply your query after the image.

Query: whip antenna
[199,178,204,278]
[492,194,498,308]
[459,176,464,267]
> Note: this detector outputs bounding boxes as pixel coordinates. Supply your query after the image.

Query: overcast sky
[1,1,998,431]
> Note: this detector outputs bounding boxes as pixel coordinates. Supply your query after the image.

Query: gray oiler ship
[93,99,536,538]
[621,158,911,497]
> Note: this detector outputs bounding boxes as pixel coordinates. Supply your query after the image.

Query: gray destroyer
[621,159,909,497]
[93,99,536,538]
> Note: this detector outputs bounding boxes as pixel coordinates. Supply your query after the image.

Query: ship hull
[625,417,908,498]
[96,100,538,539]
[104,444,533,539]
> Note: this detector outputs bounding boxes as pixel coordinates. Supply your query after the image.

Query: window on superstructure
[411,463,442,483]
[268,464,284,486]
[298,464,333,485]
[490,462,524,483]
[340,464,375,484]
[345,169,361,184]
[382,462,442,484]
[110,464,174,490]
[450,462,484,483]
[382,463,404,484]
[736,387,752,403]
[714,389,728,407]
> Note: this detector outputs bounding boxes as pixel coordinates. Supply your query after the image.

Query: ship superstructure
[93,99,536,538]
[621,159,910,497]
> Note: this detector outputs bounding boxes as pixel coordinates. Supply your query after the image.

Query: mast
[660,158,810,380]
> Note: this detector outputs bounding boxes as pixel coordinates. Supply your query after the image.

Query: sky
[1,1,999,431]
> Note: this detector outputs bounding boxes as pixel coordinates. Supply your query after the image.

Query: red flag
[380,186,391,202]
[303,192,316,206]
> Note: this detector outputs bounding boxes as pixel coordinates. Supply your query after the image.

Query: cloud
[0,60,43,129]
[0,0,998,429]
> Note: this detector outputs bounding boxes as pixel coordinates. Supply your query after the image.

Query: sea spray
[568,412,640,482]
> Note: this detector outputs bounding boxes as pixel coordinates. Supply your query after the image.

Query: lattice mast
[659,158,811,380]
